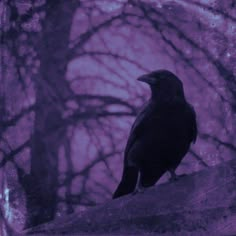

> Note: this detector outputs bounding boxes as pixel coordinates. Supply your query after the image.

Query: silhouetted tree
[0,0,235,230]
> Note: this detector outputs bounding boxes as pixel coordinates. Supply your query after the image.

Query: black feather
[113,70,198,198]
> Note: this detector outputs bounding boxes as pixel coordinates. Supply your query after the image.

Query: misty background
[0,0,235,232]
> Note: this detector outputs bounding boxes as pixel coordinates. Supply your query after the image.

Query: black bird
[113,70,197,199]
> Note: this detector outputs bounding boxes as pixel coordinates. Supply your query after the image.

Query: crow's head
[137,70,185,101]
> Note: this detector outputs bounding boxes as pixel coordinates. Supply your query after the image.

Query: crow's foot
[132,186,147,195]
[169,172,187,182]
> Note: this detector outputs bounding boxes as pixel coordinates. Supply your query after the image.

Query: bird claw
[178,173,187,178]
[169,173,187,182]
[169,175,178,182]
[132,186,146,195]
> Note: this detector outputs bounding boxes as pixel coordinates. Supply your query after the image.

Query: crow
[113,70,197,199]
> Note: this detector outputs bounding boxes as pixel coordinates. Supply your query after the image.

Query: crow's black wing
[113,103,154,199]
[113,102,158,198]
[124,101,155,162]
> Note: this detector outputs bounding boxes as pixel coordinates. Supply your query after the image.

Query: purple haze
[0,0,235,233]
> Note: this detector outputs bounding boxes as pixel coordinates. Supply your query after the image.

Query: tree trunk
[24,1,78,228]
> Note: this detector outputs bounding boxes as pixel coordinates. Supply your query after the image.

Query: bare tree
[0,0,235,230]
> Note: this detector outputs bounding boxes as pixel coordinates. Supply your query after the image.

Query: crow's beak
[137,74,156,85]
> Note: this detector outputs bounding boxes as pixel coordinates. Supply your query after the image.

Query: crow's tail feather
[112,166,138,199]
